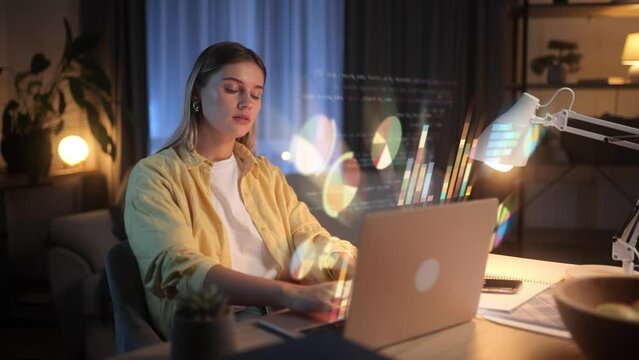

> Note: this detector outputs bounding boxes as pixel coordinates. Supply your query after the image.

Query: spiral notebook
[479,254,572,312]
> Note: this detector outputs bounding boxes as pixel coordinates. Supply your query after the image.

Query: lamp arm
[612,200,639,275]
[532,110,639,151]
[532,109,639,275]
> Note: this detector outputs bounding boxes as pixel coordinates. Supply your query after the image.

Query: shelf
[527,3,639,18]
[510,82,639,90]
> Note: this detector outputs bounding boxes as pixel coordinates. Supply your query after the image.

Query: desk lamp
[622,32,639,83]
[470,87,639,275]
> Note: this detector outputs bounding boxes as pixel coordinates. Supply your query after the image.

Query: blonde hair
[162,42,267,153]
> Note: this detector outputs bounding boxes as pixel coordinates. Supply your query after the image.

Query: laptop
[258,198,498,349]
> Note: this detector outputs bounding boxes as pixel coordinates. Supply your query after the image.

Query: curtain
[81,0,149,200]
[145,0,344,172]
[343,0,479,168]
[340,0,506,206]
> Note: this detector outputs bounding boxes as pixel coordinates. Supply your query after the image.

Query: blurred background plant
[531,40,582,85]
[1,18,116,182]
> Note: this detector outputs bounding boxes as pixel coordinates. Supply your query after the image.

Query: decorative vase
[547,64,567,85]
[171,311,236,360]
[1,129,52,184]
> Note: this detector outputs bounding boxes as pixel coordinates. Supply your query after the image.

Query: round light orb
[58,135,89,166]
[281,151,292,161]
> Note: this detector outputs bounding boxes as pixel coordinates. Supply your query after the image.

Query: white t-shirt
[209,154,277,279]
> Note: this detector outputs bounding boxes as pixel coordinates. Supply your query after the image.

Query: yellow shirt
[124,142,356,337]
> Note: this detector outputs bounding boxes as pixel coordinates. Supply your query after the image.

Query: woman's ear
[191,87,200,102]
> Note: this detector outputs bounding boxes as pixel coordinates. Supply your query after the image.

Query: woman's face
[197,61,265,141]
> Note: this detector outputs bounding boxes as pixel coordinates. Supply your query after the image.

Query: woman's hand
[328,252,356,280]
[280,281,343,314]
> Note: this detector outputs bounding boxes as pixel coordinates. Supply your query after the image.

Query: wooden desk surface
[109,317,584,360]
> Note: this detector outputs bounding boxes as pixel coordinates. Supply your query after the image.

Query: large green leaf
[63,19,73,60]
[30,53,50,74]
[85,102,116,160]
[101,98,115,126]
[2,100,19,135]
[68,77,86,107]
[57,88,66,115]
[35,95,55,113]
[27,80,43,94]
[16,112,31,132]
[83,70,111,96]
[14,71,31,90]
[69,33,102,59]
[77,58,111,94]
[54,119,64,135]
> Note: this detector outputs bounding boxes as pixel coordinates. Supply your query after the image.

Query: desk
[109,317,584,360]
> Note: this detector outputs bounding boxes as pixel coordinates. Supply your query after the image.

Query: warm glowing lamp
[622,32,639,83]
[471,88,639,276]
[58,135,89,166]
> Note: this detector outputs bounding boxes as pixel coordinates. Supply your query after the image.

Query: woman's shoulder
[253,155,285,177]
[132,148,183,179]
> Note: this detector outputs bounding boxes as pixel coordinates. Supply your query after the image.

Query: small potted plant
[171,285,236,360]
[1,19,116,183]
[531,40,582,85]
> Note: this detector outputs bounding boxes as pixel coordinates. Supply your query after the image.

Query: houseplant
[1,19,116,183]
[531,40,582,85]
[171,285,236,360]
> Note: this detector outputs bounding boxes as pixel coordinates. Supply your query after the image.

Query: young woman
[124,42,356,338]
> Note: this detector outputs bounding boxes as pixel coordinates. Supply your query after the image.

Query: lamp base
[628,64,639,83]
[565,264,637,280]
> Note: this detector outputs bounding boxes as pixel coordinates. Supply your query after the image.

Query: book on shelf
[577,77,628,85]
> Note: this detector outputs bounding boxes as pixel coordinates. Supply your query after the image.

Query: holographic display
[371,116,402,170]
[290,115,337,175]
[322,152,361,218]
[491,196,516,250]
[284,69,492,243]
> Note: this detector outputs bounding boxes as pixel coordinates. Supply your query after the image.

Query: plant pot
[171,311,236,360]
[1,133,28,172]
[25,130,52,184]
[547,64,567,85]
[1,130,52,184]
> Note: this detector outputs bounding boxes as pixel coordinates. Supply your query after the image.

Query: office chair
[105,241,164,353]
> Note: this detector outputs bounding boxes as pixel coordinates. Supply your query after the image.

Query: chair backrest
[105,241,164,353]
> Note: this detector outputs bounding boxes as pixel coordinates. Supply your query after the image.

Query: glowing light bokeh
[491,196,516,250]
[281,151,291,161]
[289,239,329,281]
[371,116,402,170]
[58,135,89,166]
[290,114,337,175]
[322,152,361,218]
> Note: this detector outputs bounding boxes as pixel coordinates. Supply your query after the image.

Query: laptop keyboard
[301,320,346,335]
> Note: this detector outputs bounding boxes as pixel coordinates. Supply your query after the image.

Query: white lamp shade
[58,135,89,166]
[470,92,540,170]
[622,32,639,64]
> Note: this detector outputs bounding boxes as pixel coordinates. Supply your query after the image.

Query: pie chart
[322,152,361,218]
[371,116,402,170]
[290,114,337,175]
